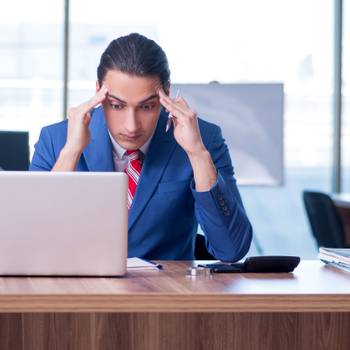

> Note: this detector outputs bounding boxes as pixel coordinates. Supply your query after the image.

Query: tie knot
[126,149,140,160]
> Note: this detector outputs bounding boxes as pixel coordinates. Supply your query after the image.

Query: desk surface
[0,260,349,313]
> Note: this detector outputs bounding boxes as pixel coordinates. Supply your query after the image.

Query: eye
[139,103,155,111]
[109,102,124,110]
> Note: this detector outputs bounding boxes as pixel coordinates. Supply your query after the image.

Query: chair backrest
[303,190,345,248]
[0,131,29,170]
[194,234,216,260]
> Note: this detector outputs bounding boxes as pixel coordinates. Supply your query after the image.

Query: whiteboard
[171,83,284,186]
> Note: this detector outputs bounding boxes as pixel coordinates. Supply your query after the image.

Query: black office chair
[303,190,346,248]
[0,131,29,170]
[194,233,216,260]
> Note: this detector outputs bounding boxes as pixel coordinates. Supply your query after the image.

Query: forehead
[103,70,161,103]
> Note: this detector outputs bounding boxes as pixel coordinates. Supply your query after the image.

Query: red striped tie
[125,150,142,209]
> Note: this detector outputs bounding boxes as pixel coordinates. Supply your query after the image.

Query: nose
[124,108,140,135]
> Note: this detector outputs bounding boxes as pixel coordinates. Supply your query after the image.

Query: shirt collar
[108,130,153,160]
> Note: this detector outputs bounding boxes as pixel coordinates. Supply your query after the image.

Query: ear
[96,80,100,93]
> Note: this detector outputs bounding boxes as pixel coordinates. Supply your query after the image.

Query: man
[30,33,252,261]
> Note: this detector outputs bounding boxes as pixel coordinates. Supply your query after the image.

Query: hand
[158,89,217,191]
[158,89,206,156]
[65,85,108,154]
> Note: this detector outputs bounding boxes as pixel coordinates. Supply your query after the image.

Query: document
[318,247,350,272]
[127,257,162,270]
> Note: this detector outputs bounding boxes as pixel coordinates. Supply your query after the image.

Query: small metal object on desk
[186,266,211,276]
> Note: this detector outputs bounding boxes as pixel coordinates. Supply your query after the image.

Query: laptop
[0,172,128,276]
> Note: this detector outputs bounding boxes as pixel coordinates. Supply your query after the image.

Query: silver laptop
[0,172,128,276]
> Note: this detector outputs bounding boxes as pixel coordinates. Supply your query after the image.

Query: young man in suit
[30,33,252,261]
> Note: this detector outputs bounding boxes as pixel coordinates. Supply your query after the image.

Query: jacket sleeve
[29,127,56,171]
[191,125,253,262]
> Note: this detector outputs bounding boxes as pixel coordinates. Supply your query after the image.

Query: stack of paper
[318,247,350,272]
[127,257,162,270]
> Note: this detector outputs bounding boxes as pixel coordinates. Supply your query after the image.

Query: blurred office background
[0,0,349,258]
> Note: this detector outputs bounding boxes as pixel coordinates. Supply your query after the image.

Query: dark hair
[97,33,170,90]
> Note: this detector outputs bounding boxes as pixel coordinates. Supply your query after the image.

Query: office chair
[0,131,29,170]
[303,190,346,248]
[194,233,216,260]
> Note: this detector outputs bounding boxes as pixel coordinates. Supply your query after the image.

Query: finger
[158,89,197,121]
[159,96,186,119]
[177,97,191,109]
[177,98,197,118]
[158,88,180,106]
[160,95,194,120]
[158,92,184,111]
[86,85,108,109]
[158,88,168,98]
[175,98,196,116]
[80,85,108,113]
[159,90,194,116]
[158,89,178,104]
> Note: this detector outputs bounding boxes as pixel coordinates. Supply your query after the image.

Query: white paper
[127,257,160,270]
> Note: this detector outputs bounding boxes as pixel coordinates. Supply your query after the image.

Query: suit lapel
[83,107,177,230]
[83,107,114,172]
[128,111,177,231]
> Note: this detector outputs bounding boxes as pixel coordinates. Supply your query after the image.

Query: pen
[149,260,163,270]
[141,258,163,270]
[165,89,180,133]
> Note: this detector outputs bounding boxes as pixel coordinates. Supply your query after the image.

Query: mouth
[119,133,142,141]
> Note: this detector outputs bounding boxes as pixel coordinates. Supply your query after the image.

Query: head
[96,33,171,150]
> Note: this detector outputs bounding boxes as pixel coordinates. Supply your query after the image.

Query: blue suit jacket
[30,107,252,261]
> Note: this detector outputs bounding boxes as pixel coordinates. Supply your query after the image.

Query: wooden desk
[333,193,350,246]
[0,260,349,350]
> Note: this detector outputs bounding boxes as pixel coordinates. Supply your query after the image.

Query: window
[1,0,337,257]
[0,1,63,154]
[342,0,350,192]
[70,0,333,257]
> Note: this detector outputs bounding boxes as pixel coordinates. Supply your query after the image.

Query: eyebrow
[108,93,159,105]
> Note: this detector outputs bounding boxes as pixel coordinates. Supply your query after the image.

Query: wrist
[187,145,208,160]
[62,144,84,158]
[58,145,82,167]
[52,146,82,172]
[188,148,217,192]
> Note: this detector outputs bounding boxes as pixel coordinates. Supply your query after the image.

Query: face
[98,70,167,150]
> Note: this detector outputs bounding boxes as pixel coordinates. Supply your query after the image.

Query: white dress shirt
[108,131,153,172]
